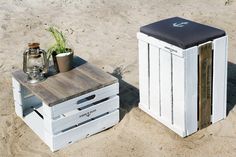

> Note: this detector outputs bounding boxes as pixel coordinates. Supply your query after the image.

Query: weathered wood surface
[198,42,213,129]
[12,60,118,107]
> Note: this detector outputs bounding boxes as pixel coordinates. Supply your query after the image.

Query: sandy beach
[1,0,236,156]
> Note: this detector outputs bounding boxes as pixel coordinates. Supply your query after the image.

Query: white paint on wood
[51,110,119,151]
[184,46,198,136]
[224,37,228,119]
[138,39,150,109]
[12,77,21,92]
[137,32,184,57]
[23,107,119,152]
[139,104,186,137]
[138,31,228,137]
[12,77,119,151]
[172,55,185,130]
[159,49,172,123]
[13,89,23,105]
[149,44,160,117]
[212,36,228,123]
[23,107,45,143]
[44,83,119,119]
[22,95,42,110]
[44,96,119,134]
[14,101,23,117]
[13,87,42,117]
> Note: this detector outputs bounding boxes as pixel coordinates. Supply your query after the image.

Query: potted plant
[47,27,73,73]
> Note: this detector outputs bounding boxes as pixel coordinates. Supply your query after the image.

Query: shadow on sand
[227,62,236,115]
[110,67,139,120]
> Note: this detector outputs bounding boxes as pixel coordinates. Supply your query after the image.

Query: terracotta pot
[52,51,73,73]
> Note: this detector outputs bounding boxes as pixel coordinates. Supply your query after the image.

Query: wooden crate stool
[137,17,228,137]
[12,61,119,151]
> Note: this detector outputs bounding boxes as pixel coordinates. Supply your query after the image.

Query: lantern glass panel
[23,43,48,83]
[27,54,44,72]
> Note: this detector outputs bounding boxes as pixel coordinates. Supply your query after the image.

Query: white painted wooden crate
[12,77,119,151]
[137,31,228,137]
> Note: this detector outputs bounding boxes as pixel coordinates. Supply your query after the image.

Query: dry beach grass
[1,0,236,156]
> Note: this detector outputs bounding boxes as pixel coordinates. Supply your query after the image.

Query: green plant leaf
[46,27,68,57]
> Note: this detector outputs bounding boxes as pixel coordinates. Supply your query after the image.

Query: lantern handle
[40,49,49,74]
[23,49,29,73]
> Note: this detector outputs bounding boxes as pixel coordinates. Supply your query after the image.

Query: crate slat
[44,96,119,134]
[160,49,172,123]
[172,55,185,129]
[47,110,119,151]
[14,101,23,117]
[23,107,45,143]
[43,83,119,119]
[212,36,228,123]
[137,32,184,58]
[13,89,23,105]
[184,46,198,136]
[198,42,213,129]
[149,44,160,117]
[12,62,118,107]
[138,39,150,109]
[139,104,186,137]
[12,77,21,92]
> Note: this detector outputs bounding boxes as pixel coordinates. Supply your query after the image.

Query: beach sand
[1,0,236,156]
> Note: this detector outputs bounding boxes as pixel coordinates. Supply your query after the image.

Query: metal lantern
[23,43,48,83]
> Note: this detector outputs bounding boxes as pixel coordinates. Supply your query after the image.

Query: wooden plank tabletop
[12,59,118,107]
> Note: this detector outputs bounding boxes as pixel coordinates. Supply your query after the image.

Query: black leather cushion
[140,17,226,49]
